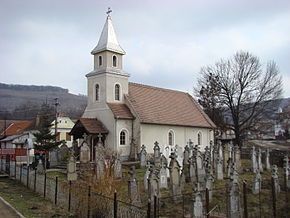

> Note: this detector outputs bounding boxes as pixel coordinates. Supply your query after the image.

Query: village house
[70,12,216,160]
[51,116,75,147]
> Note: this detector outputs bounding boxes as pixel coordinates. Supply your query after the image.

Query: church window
[120,131,126,145]
[115,84,120,101]
[95,84,100,101]
[98,56,102,66]
[168,130,174,146]
[113,55,117,67]
[197,132,202,145]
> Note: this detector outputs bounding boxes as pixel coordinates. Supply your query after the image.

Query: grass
[0,177,73,218]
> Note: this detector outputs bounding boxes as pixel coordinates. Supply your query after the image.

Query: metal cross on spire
[106,7,112,17]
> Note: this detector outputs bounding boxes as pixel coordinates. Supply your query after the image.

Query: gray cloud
[0,0,289,97]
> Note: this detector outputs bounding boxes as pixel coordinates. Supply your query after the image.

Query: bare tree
[195,51,283,147]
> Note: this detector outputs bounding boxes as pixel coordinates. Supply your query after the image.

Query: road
[0,196,24,218]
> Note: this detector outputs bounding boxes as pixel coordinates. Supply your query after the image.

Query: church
[70,12,216,160]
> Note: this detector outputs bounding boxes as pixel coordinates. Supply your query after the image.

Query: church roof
[70,118,108,137]
[107,103,134,119]
[126,83,216,128]
[91,15,125,55]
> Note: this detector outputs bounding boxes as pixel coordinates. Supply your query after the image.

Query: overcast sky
[1,0,290,98]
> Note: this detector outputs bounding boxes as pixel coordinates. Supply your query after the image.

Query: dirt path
[0,197,23,218]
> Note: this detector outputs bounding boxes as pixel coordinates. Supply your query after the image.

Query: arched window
[120,131,126,145]
[98,56,102,66]
[95,84,99,101]
[197,132,202,145]
[115,84,120,101]
[168,130,174,146]
[113,55,117,67]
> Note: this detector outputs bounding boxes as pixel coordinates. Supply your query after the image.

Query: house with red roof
[70,13,215,160]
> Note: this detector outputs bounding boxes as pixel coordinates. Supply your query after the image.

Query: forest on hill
[0,83,87,120]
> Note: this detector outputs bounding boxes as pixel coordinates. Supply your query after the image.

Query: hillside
[0,83,87,120]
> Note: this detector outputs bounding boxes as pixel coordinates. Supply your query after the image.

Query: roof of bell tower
[91,14,126,55]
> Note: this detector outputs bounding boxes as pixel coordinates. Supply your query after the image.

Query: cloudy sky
[1,0,290,97]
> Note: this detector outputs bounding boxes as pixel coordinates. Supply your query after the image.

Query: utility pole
[54,98,59,144]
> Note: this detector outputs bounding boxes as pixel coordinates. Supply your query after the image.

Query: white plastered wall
[115,119,133,157]
[140,123,214,153]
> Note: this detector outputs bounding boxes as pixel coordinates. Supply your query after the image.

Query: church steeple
[91,8,125,55]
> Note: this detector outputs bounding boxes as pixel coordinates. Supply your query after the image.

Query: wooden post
[147,199,151,218]
[114,191,117,218]
[20,164,22,183]
[285,173,289,217]
[271,177,277,218]
[206,188,210,218]
[14,159,16,178]
[44,173,47,198]
[153,195,157,218]
[68,181,72,212]
[34,169,37,192]
[55,177,58,205]
[26,166,29,188]
[243,180,248,218]
[87,186,91,218]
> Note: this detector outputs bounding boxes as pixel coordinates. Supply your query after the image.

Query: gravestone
[188,139,194,157]
[140,145,147,168]
[257,148,263,173]
[80,140,90,164]
[50,149,59,167]
[251,146,257,173]
[153,142,161,168]
[72,140,80,160]
[95,147,105,180]
[128,166,141,204]
[144,162,151,191]
[183,145,190,182]
[36,159,44,174]
[189,157,197,183]
[252,169,261,194]
[227,168,241,218]
[148,166,160,203]
[265,149,271,171]
[196,151,205,182]
[216,155,223,180]
[175,144,184,167]
[159,165,168,189]
[114,158,122,178]
[204,163,214,199]
[67,153,77,181]
[284,156,290,188]
[192,184,203,217]
[169,152,182,202]
[272,165,280,195]
[58,142,69,163]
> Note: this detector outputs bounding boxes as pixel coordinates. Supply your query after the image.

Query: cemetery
[0,137,289,218]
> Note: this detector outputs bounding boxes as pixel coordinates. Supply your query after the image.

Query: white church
[70,12,216,160]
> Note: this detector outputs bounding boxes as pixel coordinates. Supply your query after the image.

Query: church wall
[105,51,123,69]
[115,119,133,158]
[140,123,214,153]
[86,74,107,109]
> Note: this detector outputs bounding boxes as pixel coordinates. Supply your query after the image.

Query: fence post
[26,166,29,188]
[271,177,277,218]
[20,164,22,183]
[34,169,37,192]
[285,173,289,217]
[243,180,248,218]
[87,185,91,218]
[68,181,72,212]
[147,199,151,218]
[14,160,16,178]
[154,195,157,218]
[206,188,209,218]
[114,190,118,218]
[55,177,58,205]
[44,172,47,198]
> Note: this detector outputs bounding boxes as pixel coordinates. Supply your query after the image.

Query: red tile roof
[107,103,134,119]
[0,121,34,136]
[126,83,216,128]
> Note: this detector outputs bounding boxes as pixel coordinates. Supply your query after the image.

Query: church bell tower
[84,8,130,114]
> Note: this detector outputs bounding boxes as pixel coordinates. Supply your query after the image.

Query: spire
[91,8,125,55]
